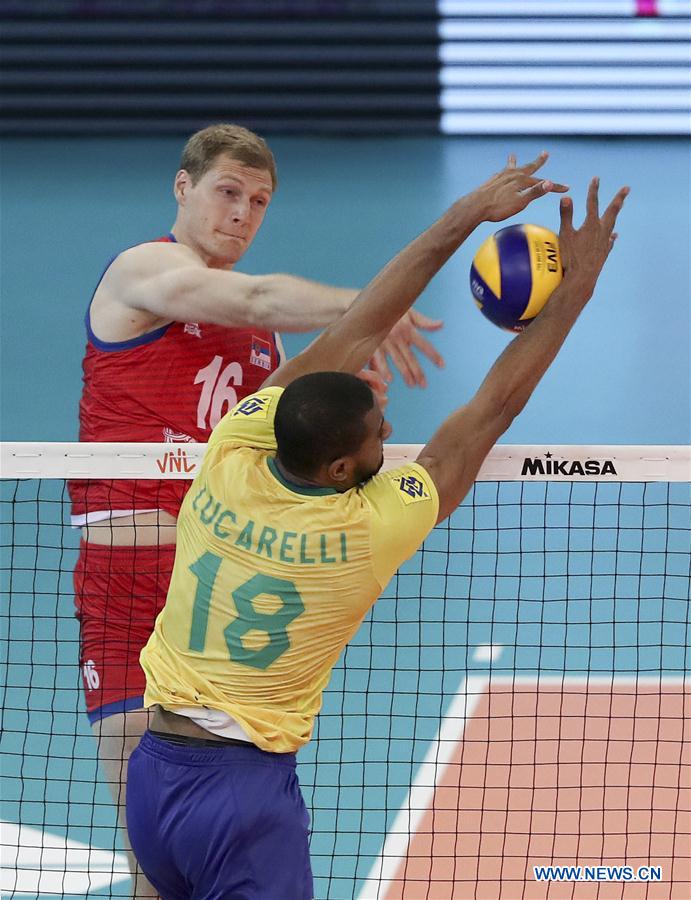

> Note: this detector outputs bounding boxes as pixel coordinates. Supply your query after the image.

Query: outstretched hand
[558,178,630,297]
[473,151,569,223]
[356,367,389,410]
[369,309,444,389]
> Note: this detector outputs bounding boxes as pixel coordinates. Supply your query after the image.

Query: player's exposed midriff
[82,510,178,546]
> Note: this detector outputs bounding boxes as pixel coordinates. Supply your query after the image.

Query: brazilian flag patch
[390,470,432,506]
[231,394,273,419]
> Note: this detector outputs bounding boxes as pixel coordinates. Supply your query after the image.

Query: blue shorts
[126,731,313,900]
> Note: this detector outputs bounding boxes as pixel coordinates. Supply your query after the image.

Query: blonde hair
[180,123,277,189]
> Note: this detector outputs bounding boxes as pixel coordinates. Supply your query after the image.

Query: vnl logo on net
[534,865,663,883]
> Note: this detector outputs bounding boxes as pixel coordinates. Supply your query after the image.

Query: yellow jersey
[141,387,439,753]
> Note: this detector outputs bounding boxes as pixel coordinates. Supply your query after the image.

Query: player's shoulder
[207,386,285,449]
[109,236,202,280]
[91,237,205,326]
[358,462,438,514]
[358,462,439,580]
[226,386,285,421]
[96,237,199,299]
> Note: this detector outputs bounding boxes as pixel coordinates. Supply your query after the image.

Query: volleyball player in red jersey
[70,123,445,895]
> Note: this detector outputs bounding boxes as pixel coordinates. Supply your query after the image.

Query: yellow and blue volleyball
[470,224,563,332]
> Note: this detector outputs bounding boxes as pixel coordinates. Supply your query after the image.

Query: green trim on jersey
[267,456,339,497]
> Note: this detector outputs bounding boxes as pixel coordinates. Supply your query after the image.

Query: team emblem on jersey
[231,395,272,419]
[184,322,202,338]
[249,336,272,370]
[163,427,194,443]
[391,470,432,506]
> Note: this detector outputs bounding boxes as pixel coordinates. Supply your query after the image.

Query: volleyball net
[1,442,689,899]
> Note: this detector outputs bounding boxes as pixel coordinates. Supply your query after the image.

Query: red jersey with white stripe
[69,235,280,520]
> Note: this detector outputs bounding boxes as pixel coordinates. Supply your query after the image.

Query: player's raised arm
[263,152,568,390]
[99,241,358,333]
[417,179,630,524]
[95,238,447,390]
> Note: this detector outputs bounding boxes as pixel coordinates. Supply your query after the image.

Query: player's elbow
[481,384,521,439]
[244,277,289,331]
[495,397,520,436]
[175,269,261,329]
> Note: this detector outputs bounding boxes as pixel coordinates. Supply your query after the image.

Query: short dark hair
[274,373,374,478]
[180,123,277,190]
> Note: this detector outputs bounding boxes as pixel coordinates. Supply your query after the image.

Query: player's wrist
[446,193,486,240]
[560,270,597,304]
[452,192,487,230]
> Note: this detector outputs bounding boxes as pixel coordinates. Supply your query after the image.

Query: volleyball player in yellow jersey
[127,155,628,899]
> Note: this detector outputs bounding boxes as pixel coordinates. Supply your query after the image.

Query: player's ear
[328,457,352,486]
[174,169,190,204]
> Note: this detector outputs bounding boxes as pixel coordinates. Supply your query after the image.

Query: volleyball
[470,224,563,332]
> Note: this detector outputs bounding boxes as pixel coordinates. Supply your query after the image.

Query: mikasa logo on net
[521,452,618,477]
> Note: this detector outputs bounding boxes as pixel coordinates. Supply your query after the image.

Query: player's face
[352,404,392,485]
[175,155,273,267]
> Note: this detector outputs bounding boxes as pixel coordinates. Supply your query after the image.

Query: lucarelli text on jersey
[192,485,349,564]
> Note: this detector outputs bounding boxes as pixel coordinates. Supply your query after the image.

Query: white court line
[357,672,689,899]
[490,674,691,687]
[0,822,130,895]
[358,675,489,900]
[472,644,503,663]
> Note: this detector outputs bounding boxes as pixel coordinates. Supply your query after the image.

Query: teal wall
[1,136,689,444]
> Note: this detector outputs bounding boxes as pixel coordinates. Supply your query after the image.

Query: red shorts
[74,540,177,723]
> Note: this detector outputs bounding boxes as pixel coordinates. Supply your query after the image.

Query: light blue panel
[1,136,689,442]
[1,135,689,900]
[433,137,691,445]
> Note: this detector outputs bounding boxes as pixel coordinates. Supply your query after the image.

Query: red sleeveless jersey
[69,235,280,520]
